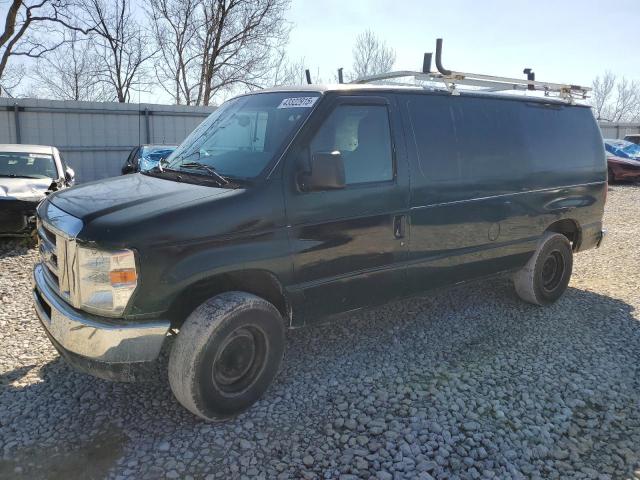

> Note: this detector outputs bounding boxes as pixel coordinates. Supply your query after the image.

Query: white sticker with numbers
[277,97,318,109]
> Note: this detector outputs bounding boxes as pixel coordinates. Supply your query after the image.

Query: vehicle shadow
[2,278,640,478]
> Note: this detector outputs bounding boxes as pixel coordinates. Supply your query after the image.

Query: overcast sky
[285,0,639,89]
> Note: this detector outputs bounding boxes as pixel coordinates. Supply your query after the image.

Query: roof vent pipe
[523,68,535,90]
[435,38,452,75]
[422,53,432,74]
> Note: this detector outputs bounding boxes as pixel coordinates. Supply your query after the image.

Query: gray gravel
[2,184,640,480]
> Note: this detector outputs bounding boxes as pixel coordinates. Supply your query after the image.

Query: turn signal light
[109,269,137,286]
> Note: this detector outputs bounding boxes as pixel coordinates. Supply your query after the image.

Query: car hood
[47,173,244,245]
[0,177,52,201]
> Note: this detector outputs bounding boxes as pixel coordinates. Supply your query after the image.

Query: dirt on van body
[1,184,640,480]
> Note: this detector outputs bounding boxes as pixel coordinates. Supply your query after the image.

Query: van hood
[49,173,233,222]
[42,172,284,251]
[46,173,245,246]
[0,177,52,201]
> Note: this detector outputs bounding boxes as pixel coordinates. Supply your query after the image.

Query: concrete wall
[0,98,216,183]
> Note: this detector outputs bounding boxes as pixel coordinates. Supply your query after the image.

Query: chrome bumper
[33,263,170,363]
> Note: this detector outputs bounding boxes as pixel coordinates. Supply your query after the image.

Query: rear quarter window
[520,103,604,188]
[406,94,603,197]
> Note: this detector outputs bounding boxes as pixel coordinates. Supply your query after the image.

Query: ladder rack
[350,39,590,103]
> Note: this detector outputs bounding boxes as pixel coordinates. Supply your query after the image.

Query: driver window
[310,104,393,184]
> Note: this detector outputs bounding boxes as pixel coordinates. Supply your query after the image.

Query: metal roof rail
[351,38,590,103]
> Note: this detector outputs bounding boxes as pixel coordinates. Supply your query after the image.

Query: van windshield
[164,92,320,179]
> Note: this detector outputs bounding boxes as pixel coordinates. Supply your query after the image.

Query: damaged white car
[0,144,74,237]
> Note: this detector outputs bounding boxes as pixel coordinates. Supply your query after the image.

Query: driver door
[283,95,410,323]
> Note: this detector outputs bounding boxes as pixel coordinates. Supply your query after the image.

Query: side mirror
[64,167,75,186]
[301,151,345,191]
[46,180,60,194]
[122,164,135,175]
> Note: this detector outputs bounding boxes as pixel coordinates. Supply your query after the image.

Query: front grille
[36,203,83,307]
[38,221,74,303]
[38,223,59,280]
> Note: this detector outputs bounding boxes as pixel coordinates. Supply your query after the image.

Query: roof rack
[351,38,590,103]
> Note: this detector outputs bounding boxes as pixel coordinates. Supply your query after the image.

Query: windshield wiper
[179,161,229,186]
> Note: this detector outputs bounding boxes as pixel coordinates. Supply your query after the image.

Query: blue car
[604,139,640,160]
[121,144,177,174]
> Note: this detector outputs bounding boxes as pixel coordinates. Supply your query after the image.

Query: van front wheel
[513,232,573,306]
[168,292,285,421]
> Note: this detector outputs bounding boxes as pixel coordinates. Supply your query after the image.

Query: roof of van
[253,84,591,107]
[0,144,58,154]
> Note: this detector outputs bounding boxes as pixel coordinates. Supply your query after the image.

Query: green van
[33,83,606,420]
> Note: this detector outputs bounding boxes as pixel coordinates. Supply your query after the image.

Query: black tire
[513,232,573,306]
[168,291,285,421]
[608,167,615,184]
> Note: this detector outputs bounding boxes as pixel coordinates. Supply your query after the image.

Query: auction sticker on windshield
[277,97,318,109]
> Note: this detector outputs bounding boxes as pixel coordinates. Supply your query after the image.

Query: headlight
[77,246,138,317]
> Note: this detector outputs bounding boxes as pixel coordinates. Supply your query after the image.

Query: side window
[407,95,527,184]
[406,95,459,182]
[521,104,603,172]
[310,104,393,184]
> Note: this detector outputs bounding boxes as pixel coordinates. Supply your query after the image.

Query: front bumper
[33,263,170,370]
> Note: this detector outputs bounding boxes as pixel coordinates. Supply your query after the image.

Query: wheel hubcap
[541,250,564,292]
[211,325,267,395]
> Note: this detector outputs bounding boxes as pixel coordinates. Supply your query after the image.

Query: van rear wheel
[513,232,573,306]
[168,292,285,421]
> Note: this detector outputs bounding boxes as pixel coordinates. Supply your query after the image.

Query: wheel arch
[545,218,581,251]
[166,269,291,329]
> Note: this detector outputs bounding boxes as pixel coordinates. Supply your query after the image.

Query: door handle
[393,215,406,239]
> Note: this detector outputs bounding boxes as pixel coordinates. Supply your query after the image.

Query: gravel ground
[1,184,640,480]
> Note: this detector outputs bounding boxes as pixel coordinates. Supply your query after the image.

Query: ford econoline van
[32,83,606,420]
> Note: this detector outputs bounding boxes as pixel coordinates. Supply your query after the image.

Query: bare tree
[591,72,615,121]
[29,30,107,101]
[0,63,24,96]
[591,71,640,122]
[146,0,201,105]
[0,0,88,94]
[271,49,306,86]
[75,0,155,103]
[146,0,291,106]
[194,0,291,105]
[351,30,395,80]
